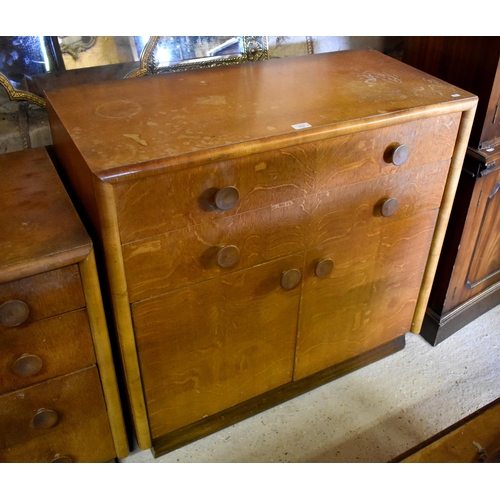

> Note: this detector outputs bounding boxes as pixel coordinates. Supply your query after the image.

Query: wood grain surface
[0,147,129,461]
[45,49,475,181]
[132,254,304,438]
[0,265,86,329]
[295,210,438,379]
[123,200,308,302]
[45,49,478,451]
[0,309,95,394]
[0,148,91,282]
[444,169,500,310]
[395,397,500,463]
[0,367,116,462]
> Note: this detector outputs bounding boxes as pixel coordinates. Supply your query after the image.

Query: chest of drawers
[45,49,477,456]
[0,148,128,462]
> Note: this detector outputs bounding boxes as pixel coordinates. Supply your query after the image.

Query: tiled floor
[120,305,500,463]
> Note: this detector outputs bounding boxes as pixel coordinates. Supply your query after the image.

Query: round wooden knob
[216,245,240,268]
[0,300,30,327]
[380,197,399,217]
[12,354,43,377]
[384,143,410,166]
[281,269,302,290]
[51,455,73,463]
[211,186,239,210]
[32,409,58,430]
[315,259,334,278]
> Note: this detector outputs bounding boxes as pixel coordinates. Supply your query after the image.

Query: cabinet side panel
[46,101,101,242]
[411,106,477,332]
[93,181,152,450]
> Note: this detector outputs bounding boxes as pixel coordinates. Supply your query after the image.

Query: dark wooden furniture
[403,37,500,345]
[0,148,129,462]
[45,49,477,457]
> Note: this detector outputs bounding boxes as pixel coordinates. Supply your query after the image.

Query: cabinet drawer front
[295,210,438,380]
[132,254,304,438]
[123,200,308,302]
[114,148,315,243]
[0,265,86,331]
[0,367,116,463]
[0,309,96,394]
[313,113,460,194]
[113,113,459,245]
[307,159,451,249]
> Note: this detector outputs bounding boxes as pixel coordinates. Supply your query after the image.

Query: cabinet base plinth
[421,282,500,346]
[150,335,406,458]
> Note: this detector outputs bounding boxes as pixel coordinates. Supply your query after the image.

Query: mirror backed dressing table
[44,49,477,456]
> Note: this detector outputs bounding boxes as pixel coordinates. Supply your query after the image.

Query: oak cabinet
[0,148,128,462]
[45,49,477,456]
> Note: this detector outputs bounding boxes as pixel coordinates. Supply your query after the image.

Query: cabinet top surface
[0,148,91,282]
[45,49,477,181]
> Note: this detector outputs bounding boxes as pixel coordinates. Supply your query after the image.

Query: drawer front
[132,253,304,438]
[0,265,86,331]
[307,159,451,249]
[123,200,309,302]
[113,113,459,245]
[114,147,316,243]
[0,366,116,463]
[295,209,439,380]
[0,309,96,394]
[313,113,460,194]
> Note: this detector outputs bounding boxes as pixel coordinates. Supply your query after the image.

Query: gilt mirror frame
[126,36,269,78]
[0,36,269,107]
[0,72,46,107]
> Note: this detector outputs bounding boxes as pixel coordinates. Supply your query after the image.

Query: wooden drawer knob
[384,143,410,166]
[12,354,43,377]
[315,259,334,278]
[0,300,30,327]
[211,186,239,210]
[51,455,73,463]
[281,269,302,290]
[217,245,240,268]
[32,408,58,430]
[380,197,399,217]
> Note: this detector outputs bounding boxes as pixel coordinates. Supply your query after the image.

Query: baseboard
[421,282,500,346]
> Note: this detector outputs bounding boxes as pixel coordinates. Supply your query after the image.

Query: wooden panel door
[294,210,439,380]
[131,254,304,438]
[443,167,500,312]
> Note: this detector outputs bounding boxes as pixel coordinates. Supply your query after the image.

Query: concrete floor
[120,305,500,463]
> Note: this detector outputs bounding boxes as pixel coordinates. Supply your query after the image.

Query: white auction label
[292,122,312,130]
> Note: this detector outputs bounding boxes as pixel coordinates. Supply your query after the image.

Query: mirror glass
[1,36,268,106]
[0,36,53,90]
[57,36,144,70]
[154,36,243,65]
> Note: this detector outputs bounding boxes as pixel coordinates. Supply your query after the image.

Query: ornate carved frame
[126,36,269,78]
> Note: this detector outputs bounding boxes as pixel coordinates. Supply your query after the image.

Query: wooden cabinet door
[131,254,304,438]
[294,210,439,380]
[443,167,500,312]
